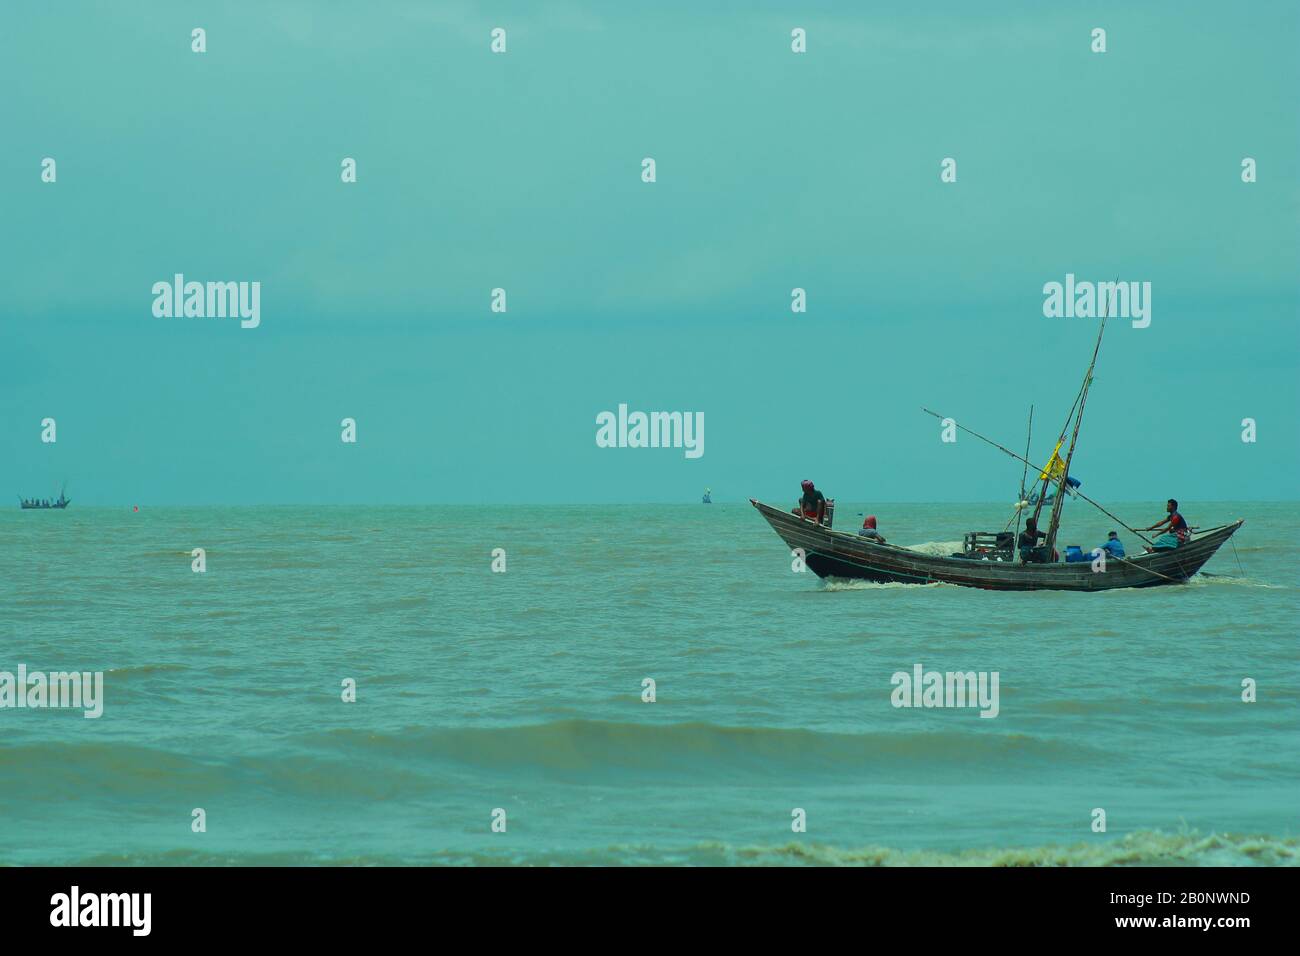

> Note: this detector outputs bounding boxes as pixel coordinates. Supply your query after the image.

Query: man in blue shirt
[1099,531,1124,558]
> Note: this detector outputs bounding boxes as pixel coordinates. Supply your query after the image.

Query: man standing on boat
[1142,499,1190,550]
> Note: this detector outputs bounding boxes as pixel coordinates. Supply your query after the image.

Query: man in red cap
[795,479,826,521]
[858,515,887,544]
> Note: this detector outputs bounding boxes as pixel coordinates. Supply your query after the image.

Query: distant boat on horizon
[18,483,70,510]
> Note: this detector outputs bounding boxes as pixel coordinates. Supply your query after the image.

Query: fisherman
[1142,499,1190,550]
[1099,531,1125,558]
[794,479,826,521]
[858,515,887,544]
[1018,517,1048,562]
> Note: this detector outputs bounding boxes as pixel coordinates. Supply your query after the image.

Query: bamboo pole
[1044,284,1115,555]
[1014,405,1033,544]
[919,408,1154,546]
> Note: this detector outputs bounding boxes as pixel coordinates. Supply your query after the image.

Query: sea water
[1,502,1295,865]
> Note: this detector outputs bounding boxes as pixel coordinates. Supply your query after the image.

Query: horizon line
[9,499,1293,509]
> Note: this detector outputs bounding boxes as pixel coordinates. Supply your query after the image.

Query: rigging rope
[920,407,1156,545]
[1230,535,1246,578]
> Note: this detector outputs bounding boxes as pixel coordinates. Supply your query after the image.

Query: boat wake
[822,579,943,591]
[1189,573,1285,589]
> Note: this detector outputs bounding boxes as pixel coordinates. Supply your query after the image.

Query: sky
[2,0,1297,504]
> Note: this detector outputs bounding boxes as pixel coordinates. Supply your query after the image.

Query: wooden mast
[1014,405,1033,543]
[1028,427,1062,534]
[1019,406,1034,503]
[1043,293,1111,556]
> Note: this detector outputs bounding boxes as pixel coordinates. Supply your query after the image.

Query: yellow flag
[1038,441,1066,483]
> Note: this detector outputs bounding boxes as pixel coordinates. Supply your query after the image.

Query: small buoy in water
[133,505,139,512]
[1014,500,1029,510]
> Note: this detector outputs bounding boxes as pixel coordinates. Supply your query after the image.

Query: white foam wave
[1188,574,1286,589]
[822,579,943,591]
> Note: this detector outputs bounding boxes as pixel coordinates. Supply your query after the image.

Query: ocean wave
[21,830,1298,868]
[106,663,188,676]
[1,721,1103,822]
[294,719,1099,779]
[0,741,433,801]
[716,830,1300,867]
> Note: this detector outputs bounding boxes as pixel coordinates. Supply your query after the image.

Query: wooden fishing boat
[750,499,1242,591]
[18,483,70,510]
[753,296,1246,591]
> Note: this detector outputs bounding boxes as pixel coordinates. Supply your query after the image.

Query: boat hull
[751,499,1242,592]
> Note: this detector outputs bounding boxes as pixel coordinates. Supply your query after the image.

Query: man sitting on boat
[1142,499,1190,550]
[857,515,887,544]
[1098,531,1125,558]
[793,479,826,521]
[1017,517,1049,562]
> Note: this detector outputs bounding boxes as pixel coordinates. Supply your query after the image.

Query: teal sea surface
[1,502,1296,866]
